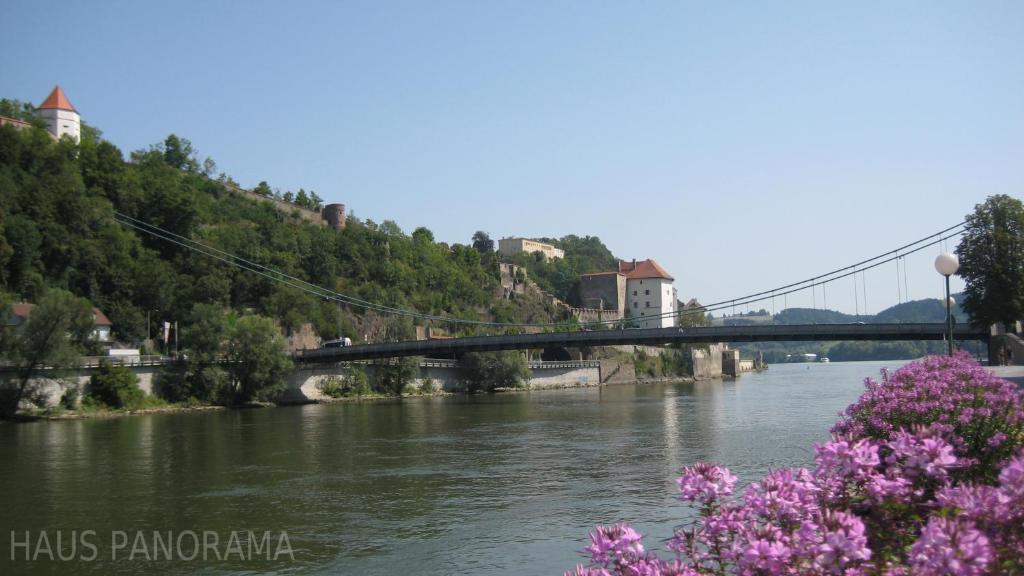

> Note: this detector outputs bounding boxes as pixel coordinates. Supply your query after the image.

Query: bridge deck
[296,323,988,363]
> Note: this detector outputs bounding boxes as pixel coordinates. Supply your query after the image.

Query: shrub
[317,367,371,398]
[461,351,531,393]
[86,361,145,409]
[373,357,420,396]
[59,386,79,410]
[566,354,1024,575]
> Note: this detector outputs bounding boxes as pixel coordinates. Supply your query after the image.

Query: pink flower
[909,517,992,576]
[584,523,645,566]
[677,463,737,505]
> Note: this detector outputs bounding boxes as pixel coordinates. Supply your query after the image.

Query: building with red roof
[36,85,81,143]
[0,86,82,143]
[6,303,113,342]
[579,258,678,328]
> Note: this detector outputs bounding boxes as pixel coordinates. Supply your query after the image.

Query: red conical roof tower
[38,85,76,112]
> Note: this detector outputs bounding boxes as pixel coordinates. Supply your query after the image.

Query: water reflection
[0,360,905,575]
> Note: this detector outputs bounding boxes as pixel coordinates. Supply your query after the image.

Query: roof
[580,271,624,278]
[8,303,112,326]
[38,85,76,112]
[92,308,112,326]
[10,303,34,319]
[618,259,674,281]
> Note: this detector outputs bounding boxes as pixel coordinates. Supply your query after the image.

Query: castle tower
[323,203,346,230]
[36,86,80,143]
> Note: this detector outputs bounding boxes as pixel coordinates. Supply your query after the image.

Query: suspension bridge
[295,323,989,363]
[114,213,997,362]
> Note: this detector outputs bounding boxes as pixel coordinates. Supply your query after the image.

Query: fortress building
[579,258,677,329]
[0,85,81,143]
[36,86,81,143]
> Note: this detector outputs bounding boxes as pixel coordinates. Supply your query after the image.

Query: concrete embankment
[283,360,601,403]
[21,359,603,408]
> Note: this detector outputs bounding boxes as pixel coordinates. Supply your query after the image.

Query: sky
[3,1,1021,315]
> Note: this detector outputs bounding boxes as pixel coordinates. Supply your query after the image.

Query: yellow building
[497,238,565,261]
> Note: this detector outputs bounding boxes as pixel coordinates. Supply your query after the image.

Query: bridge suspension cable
[114,211,965,329]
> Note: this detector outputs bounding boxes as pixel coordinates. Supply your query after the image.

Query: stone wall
[722,348,741,377]
[691,343,725,380]
[20,365,162,408]
[222,183,325,226]
[578,273,626,315]
[285,360,602,402]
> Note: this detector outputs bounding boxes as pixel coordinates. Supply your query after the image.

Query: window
[632,290,637,296]
[633,302,638,308]
[640,312,645,316]
[645,289,650,295]
[646,301,651,308]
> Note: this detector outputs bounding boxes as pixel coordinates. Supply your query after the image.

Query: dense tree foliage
[86,361,145,409]
[0,289,94,417]
[956,194,1024,331]
[0,121,567,348]
[460,350,531,392]
[372,357,421,395]
[224,315,293,403]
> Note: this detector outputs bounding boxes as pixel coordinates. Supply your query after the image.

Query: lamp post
[934,253,959,356]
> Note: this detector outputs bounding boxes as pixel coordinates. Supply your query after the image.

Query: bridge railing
[78,355,172,368]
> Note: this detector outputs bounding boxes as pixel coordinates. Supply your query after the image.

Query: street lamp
[934,253,959,356]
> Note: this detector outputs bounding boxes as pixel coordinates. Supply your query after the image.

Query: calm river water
[0,360,908,575]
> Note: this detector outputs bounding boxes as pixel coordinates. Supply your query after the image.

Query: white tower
[36,85,80,143]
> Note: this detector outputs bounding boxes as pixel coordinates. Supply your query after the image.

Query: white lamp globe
[934,253,959,276]
[947,296,956,308]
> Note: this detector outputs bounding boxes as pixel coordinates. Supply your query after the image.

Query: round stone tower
[323,203,346,230]
[36,85,80,143]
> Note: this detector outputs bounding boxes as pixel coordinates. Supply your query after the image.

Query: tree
[86,361,144,409]
[460,350,531,393]
[472,231,494,254]
[956,195,1024,331]
[162,134,198,171]
[223,315,292,404]
[374,356,420,395]
[253,180,273,197]
[0,290,94,418]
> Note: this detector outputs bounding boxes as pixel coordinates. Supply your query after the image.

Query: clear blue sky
[3,1,1021,314]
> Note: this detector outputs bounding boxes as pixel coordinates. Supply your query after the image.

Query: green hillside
[0,114,575,345]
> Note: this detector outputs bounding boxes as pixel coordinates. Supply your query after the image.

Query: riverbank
[7,373,704,422]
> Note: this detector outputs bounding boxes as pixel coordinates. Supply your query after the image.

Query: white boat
[819,357,830,363]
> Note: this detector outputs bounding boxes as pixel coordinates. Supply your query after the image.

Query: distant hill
[767,293,967,325]
[730,293,974,363]
[872,293,965,324]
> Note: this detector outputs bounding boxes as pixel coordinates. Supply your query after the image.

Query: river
[0,360,908,575]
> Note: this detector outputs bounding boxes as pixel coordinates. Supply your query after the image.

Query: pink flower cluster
[567,354,1024,575]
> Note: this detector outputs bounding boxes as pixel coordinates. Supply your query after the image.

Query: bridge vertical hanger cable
[895,254,902,306]
[853,267,859,318]
[862,272,869,317]
[903,256,910,308]
[812,280,817,321]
